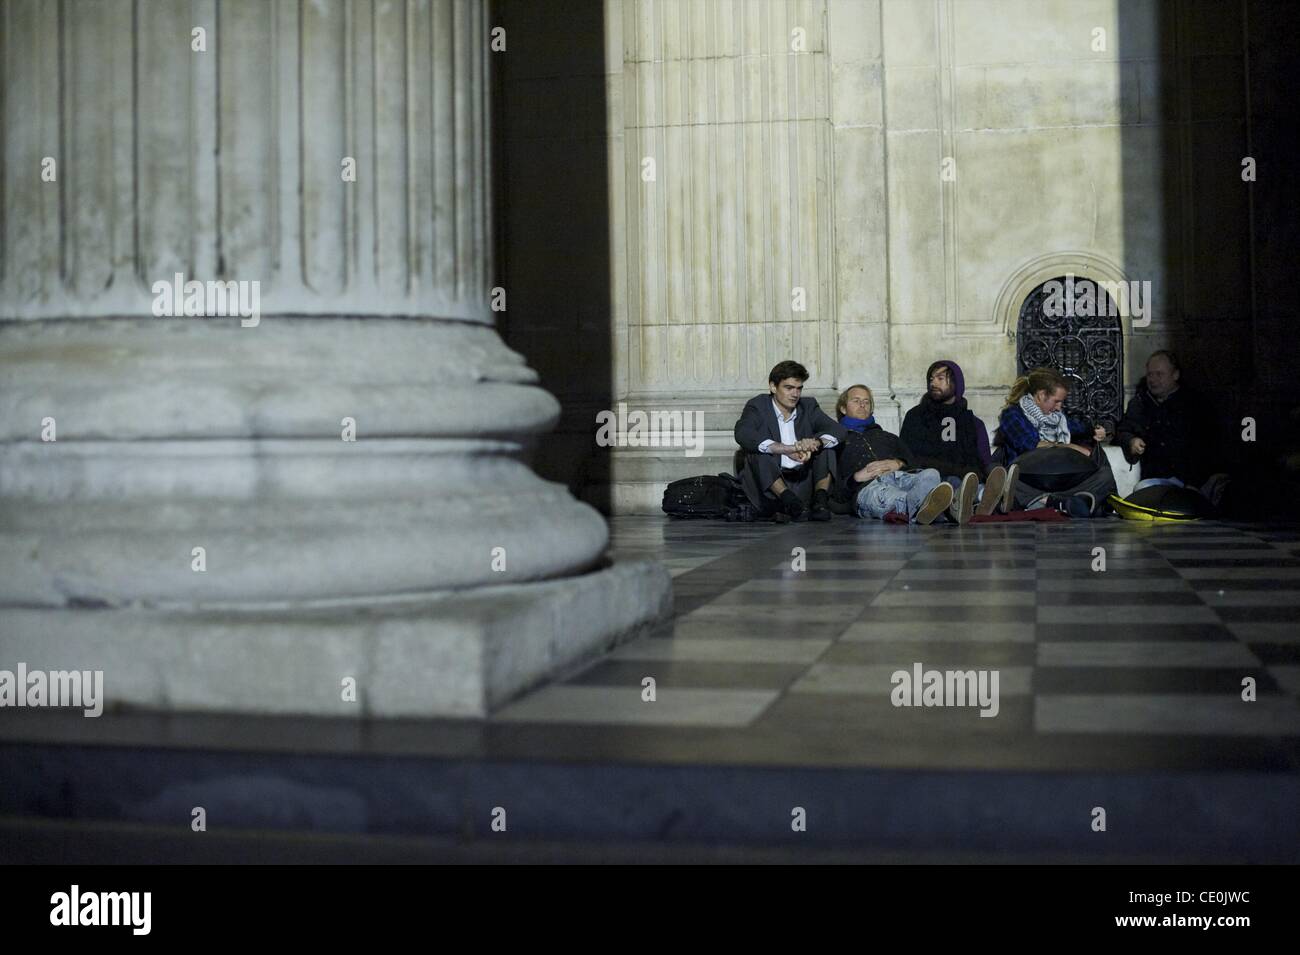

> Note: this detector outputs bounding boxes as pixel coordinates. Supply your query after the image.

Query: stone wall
[496,0,1273,512]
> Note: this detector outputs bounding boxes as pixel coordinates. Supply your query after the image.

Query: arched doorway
[1017,276,1124,425]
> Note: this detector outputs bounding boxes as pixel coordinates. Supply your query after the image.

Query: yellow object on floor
[1107,493,1202,523]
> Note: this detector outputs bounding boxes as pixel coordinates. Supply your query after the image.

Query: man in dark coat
[899,359,1007,522]
[1114,351,1223,498]
[734,360,846,522]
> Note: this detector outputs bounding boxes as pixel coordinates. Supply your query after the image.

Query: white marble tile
[790,663,1032,696]
[732,578,887,593]
[1036,695,1300,735]
[893,569,1034,581]
[492,685,779,727]
[771,559,908,571]
[873,589,1035,606]
[688,602,865,623]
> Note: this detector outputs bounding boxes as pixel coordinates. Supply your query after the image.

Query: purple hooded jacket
[898,359,993,479]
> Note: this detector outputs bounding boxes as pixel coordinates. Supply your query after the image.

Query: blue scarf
[841,415,875,433]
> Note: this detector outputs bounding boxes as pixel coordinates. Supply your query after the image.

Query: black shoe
[1050,492,1094,519]
[778,488,806,522]
[810,489,833,522]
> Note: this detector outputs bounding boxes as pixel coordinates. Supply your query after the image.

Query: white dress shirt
[757,399,839,469]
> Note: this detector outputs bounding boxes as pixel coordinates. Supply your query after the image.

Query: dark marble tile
[1033,667,1284,695]
[821,641,1038,667]
[1247,644,1300,665]
[1154,542,1279,551]
[1189,578,1300,591]
[1168,558,1300,568]
[1038,590,1206,605]
[904,556,1034,563]
[1213,606,1300,623]
[1038,624,1237,642]
[1044,568,1183,579]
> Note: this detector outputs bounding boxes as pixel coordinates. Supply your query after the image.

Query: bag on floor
[661,473,746,519]
[1014,446,1099,493]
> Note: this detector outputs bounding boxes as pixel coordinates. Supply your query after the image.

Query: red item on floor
[883,511,910,525]
[969,509,1069,523]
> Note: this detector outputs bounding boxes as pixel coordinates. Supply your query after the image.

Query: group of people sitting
[732,351,1224,524]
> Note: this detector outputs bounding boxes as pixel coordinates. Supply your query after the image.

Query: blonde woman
[995,368,1115,517]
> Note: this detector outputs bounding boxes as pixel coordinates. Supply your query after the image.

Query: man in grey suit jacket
[734,360,846,521]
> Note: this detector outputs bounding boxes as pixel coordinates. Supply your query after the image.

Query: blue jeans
[856,469,942,521]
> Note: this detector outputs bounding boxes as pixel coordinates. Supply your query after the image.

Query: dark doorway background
[1120,0,1300,513]
[491,0,613,513]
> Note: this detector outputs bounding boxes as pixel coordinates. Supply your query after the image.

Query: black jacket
[734,394,846,454]
[1113,380,1217,485]
[899,396,991,480]
[836,424,914,500]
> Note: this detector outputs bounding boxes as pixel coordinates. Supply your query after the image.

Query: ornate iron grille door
[1016,276,1124,426]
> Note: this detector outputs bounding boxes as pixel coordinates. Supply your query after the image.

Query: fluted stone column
[0,0,670,716]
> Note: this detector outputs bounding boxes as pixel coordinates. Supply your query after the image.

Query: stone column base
[0,562,672,719]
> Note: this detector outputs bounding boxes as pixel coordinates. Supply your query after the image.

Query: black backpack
[661,473,747,519]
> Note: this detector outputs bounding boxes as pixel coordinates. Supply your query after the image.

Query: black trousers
[739,448,833,512]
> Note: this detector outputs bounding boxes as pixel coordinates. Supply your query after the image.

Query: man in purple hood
[899,360,1012,522]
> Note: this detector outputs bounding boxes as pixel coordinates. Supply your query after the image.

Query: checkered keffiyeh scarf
[1018,393,1072,444]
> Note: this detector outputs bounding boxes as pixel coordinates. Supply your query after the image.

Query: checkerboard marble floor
[492,517,1300,773]
[5,516,1298,861]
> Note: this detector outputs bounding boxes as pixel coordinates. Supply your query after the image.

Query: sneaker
[914,482,954,525]
[1052,492,1094,519]
[1001,463,1020,513]
[977,467,1006,516]
[949,473,978,525]
[810,488,833,522]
